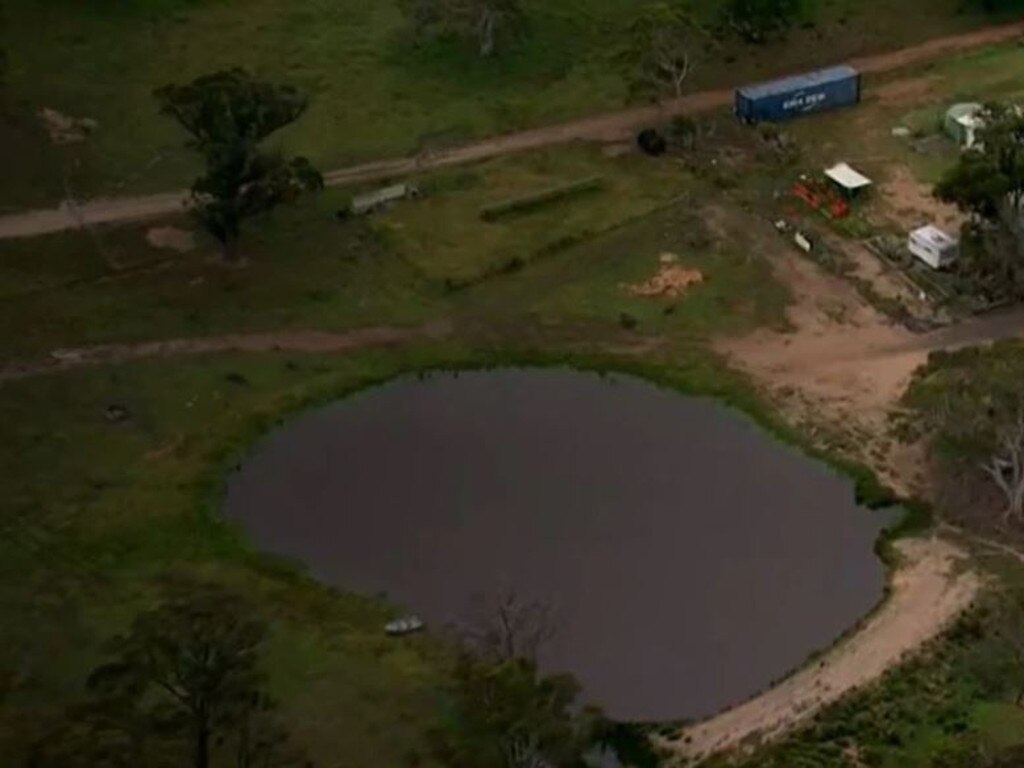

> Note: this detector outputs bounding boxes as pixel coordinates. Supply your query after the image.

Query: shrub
[479,177,604,221]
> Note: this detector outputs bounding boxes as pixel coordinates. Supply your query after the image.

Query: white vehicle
[351,184,421,216]
[908,225,959,270]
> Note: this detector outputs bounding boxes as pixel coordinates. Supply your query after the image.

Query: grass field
[0,0,1015,208]
[0,350,459,768]
[0,140,790,360]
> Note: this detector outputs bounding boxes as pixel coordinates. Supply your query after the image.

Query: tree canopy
[935,102,1024,300]
[721,0,804,44]
[430,654,597,768]
[936,103,1024,225]
[156,69,322,261]
[625,2,705,99]
[31,578,309,768]
[400,0,526,57]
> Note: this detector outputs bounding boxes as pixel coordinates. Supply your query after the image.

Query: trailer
[735,65,861,124]
[350,184,421,216]
[908,225,959,270]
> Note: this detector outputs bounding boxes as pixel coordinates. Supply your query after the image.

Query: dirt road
[1,297,1022,386]
[0,321,452,384]
[670,537,982,761]
[2,19,1023,241]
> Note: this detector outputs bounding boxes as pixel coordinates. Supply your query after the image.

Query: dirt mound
[626,254,704,298]
[146,226,196,253]
[38,108,98,144]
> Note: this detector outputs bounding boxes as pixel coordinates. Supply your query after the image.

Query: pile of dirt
[38,107,98,144]
[626,254,704,298]
[146,226,196,253]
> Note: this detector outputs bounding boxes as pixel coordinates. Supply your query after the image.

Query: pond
[224,369,891,722]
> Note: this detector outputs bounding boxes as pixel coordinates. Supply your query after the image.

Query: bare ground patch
[872,75,941,108]
[876,165,966,233]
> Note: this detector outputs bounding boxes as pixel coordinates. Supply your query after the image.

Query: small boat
[385,616,425,637]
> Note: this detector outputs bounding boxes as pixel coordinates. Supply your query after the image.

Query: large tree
[721,0,804,44]
[626,2,705,99]
[904,344,1024,525]
[431,655,597,768]
[935,103,1024,299]
[156,69,323,262]
[461,590,556,664]
[400,0,525,57]
[80,579,307,768]
[936,103,1024,226]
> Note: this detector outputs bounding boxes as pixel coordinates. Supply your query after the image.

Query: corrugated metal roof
[825,163,872,190]
[738,65,858,100]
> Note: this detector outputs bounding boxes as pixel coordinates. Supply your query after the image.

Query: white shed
[908,225,959,269]
[825,163,873,198]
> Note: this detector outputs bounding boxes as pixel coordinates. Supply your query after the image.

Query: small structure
[944,103,984,149]
[825,163,873,200]
[909,225,959,269]
[351,184,420,216]
[735,65,861,124]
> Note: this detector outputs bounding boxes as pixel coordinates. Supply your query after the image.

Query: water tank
[944,103,984,148]
[735,65,862,123]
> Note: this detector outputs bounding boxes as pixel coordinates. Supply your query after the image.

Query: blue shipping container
[735,65,861,123]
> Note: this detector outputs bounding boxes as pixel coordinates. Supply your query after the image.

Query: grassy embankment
[0,0,1016,208]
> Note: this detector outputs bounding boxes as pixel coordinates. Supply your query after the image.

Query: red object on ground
[792,179,850,219]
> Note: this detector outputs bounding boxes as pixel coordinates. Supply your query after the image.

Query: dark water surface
[225,370,890,721]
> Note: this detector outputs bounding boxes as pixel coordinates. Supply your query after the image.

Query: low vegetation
[478,175,603,221]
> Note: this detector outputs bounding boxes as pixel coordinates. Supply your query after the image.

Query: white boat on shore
[385,616,425,637]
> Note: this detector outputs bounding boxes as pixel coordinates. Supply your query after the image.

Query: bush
[637,128,667,156]
[670,116,698,150]
[479,177,604,221]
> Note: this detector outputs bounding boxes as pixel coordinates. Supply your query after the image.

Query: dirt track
[1,19,1023,241]
[0,322,453,383]
[670,537,982,761]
